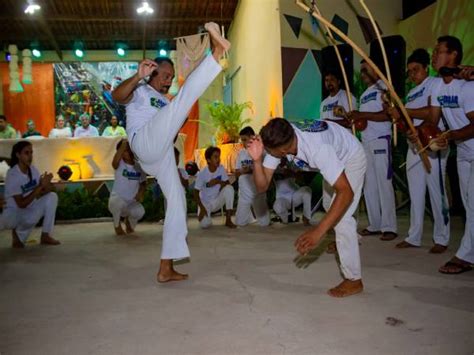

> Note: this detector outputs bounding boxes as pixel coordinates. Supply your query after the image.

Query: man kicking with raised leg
[112,23,229,282]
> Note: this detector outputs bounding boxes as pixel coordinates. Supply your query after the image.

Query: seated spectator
[235,126,270,227]
[273,158,312,226]
[108,139,146,235]
[49,115,72,138]
[0,115,17,139]
[74,113,99,137]
[102,115,127,137]
[3,141,60,248]
[22,119,42,138]
[194,146,236,229]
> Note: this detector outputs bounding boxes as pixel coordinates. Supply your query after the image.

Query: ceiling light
[137,1,154,15]
[74,49,84,58]
[32,49,42,58]
[25,2,41,15]
[117,48,126,57]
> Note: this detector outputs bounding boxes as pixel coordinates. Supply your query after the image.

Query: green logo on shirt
[150,97,168,109]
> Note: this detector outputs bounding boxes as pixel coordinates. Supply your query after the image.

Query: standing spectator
[49,115,73,138]
[0,115,17,139]
[102,115,127,137]
[74,113,99,137]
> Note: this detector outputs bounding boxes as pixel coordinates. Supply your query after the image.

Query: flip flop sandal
[380,232,398,241]
[439,261,472,274]
[359,228,382,236]
[395,240,418,248]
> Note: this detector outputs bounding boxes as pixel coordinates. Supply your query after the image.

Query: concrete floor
[0,214,473,355]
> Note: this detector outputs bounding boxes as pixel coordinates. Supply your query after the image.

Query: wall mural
[53,62,138,133]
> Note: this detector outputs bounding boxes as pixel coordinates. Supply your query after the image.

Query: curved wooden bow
[309,1,356,135]
[359,0,397,146]
[295,0,431,173]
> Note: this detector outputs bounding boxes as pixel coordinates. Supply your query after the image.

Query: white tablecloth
[0,133,187,181]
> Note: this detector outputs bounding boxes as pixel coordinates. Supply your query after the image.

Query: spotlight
[24,1,41,15]
[159,49,167,57]
[116,43,128,57]
[74,48,84,58]
[117,47,126,57]
[5,52,11,62]
[32,49,42,58]
[137,1,154,15]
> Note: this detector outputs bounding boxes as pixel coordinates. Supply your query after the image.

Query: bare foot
[40,234,61,246]
[328,279,363,298]
[157,269,189,283]
[326,241,337,254]
[124,218,134,234]
[205,22,231,61]
[12,230,24,249]
[225,220,237,229]
[114,224,126,236]
[303,216,311,226]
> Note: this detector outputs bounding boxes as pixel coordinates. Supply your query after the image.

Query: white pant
[235,192,270,227]
[273,186,312,223]
[405,147,450,246]
[3,192,58,243]
[199,185,234,229]
[131,55,222,259]
[326,148,367,280]
[362,137,397,233]
[455,158,474,263]
[108,193,145,229]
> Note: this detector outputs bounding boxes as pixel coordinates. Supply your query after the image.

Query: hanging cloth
[176,33,210,81]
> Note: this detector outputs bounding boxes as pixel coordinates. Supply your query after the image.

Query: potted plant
[206,101,253,144]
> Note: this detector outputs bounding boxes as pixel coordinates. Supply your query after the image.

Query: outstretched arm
[295,172,354,255]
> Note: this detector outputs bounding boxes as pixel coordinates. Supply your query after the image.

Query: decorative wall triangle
[326,14,349,42]
[284,14,303,39]
[357,15,383,44]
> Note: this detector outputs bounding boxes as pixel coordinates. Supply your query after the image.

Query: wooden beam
[0,16,233,23]
[38,15,63,61]
[0,34,170,42]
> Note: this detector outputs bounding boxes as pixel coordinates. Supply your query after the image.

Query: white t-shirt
[263,122,363,186]
[49,127,73,138]
[125,83,171,139]
[4,165,41,209]
[178,168,189,181]
[74,125,99,137]
[274,177,298,200]
[111,160,146,201]
[359,79,391,142]
[236,148,257,199]
[320,89,357,120]
[195,165,229,205]
[431,78,474,160]
[406,76,442,128]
